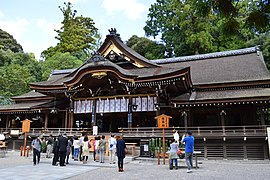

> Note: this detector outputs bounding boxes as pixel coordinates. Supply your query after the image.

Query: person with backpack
[31,136,41,166]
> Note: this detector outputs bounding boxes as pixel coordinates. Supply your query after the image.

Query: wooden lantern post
[155,114,171,165]
[21,119,31,156]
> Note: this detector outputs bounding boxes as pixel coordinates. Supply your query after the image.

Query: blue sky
[0,0,156,59]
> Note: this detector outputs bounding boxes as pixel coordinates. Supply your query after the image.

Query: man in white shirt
[108,135,117,164]
[173,130,179,143]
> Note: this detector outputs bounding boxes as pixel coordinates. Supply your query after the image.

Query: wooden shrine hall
[0,28,269,159]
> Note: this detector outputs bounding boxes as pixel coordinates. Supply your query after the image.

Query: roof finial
[108,28,121,40]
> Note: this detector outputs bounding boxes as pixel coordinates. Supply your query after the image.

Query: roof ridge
[154,46,259,64]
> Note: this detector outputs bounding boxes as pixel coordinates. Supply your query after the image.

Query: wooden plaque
[22,119,31,133]
[155,114,171,128]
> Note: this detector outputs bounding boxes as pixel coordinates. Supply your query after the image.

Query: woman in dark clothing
[52,137,59,166]
[116,136,126,172]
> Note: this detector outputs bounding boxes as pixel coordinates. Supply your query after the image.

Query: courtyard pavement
[0,151,270,180]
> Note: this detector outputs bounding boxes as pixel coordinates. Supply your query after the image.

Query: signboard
[10,130,20,135]
[267,127,270,156]
[93,125,98,135]
[155,114,171,129]
[22,119,31,133]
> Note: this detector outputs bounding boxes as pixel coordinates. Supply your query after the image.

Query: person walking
[73,136,80,161]
[31,136,41,166]
[181,131,195,173]
[52,137,59,166]
[99,135,106,163]
[169,139,179,170]
[58,134,68,166]
[46,135,54,158]
[116,136,126,172]
[82,136,90,164]
[66,137,73,164]
[108,134,117,164]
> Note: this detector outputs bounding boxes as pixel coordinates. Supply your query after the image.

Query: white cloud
[0,18,30,42]
[102,0,147,20]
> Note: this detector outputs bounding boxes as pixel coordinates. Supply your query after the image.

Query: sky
[0,0,156,59]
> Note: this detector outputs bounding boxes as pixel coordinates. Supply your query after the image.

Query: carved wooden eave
[98,29,159,68]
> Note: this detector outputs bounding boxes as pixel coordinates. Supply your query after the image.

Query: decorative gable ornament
[86,52,107,63]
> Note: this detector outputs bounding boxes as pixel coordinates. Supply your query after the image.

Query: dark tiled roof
[155,47,258,63]
[156,48,270,85]
[174,88,270,102]
[12,91,50,100]
[0,100,51,111]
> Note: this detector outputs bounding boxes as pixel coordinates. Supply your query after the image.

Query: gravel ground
[1,151,270,180]
[69,160,270,180]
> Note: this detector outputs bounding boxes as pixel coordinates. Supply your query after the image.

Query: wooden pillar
[182,111,188,130]
[64,110,68,129]
[44,111,49,129]
[127,98,133,128]
[69,111,74,128]
[5,114,9,131]
[91,99,97,126]
[220,110,226,135]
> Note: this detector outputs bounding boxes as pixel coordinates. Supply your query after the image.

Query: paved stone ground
[70,160,270,180]
[1,151,270,180]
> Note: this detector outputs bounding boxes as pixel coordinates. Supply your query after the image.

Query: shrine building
[0,29,269,159]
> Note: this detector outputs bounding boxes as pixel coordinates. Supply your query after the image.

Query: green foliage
[41,52,83,80]
[246,33,270,69]
[144,0,268,57]
[126,35,166,59]
[0,64,32,97]
[0,49,42,104]
[42,2,100,60]
[0,29,23,53]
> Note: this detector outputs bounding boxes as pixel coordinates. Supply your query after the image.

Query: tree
[144,0,267,57]
[246,33,270,69]
[42,2,100,60]
[41,52,83,80]
[126,35,166,59]
[0,64,32,97]
[0,29,23,53]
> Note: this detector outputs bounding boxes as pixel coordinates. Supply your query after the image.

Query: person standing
[181,131,194,173]
[169,139,179,170]
[52,137,59,166]
[116,136,126,172]
[173,130,180,144]
[82,136,90,164]
[31,136,41,166]
[46,135,54,158]
[79,135,84,161]
[66,137,73,164]
[99,135,106,163]
[94,136,100,162]
[73,136,80,161]
[58,134,68,166]
[108,135,117,164]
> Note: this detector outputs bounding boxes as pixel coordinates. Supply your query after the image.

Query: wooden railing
[0,128,92,136]
[118,125,269,138]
